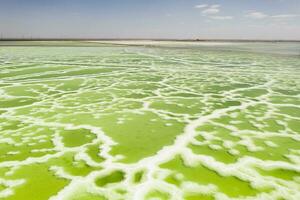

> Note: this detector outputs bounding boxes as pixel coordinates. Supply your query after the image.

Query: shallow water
[0,41,299,200]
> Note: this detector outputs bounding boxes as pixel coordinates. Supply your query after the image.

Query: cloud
[211,4,220,9]
[246,12,268,19]
[202,8,220,15]
[195,4,220,15]
[195,4,208,9]
[210,16,233,20]
[246,11,299,20]
[195,4,232,20]
[271,14,299,18]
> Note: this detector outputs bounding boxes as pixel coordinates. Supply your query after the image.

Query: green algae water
[0,41,299,200]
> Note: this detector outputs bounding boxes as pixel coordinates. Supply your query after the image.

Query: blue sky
[0,0,300,39]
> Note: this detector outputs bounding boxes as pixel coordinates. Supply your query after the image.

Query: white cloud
[271,14,299,18]
[195,4,208,9]
[195,4,221,16]
[211,4,220,9]
[246,11,299,20]
[195,4,232,20]
[246,12,268,19]
[202,8,220,15]
[210,16,233,20]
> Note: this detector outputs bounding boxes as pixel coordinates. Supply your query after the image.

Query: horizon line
[1,38,300,42]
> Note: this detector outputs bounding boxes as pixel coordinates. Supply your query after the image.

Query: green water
[0,41,299,200]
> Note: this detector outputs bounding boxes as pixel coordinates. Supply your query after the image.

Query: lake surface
[0,41,299,200]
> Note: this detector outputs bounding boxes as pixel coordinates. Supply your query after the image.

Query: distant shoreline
[0,38,300,43]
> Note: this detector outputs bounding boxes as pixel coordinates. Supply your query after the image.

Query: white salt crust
[0,44,299,200]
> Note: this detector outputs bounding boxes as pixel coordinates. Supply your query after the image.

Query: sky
[0,0,300,40]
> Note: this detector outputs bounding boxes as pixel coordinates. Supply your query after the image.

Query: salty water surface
[0,41,299,200]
